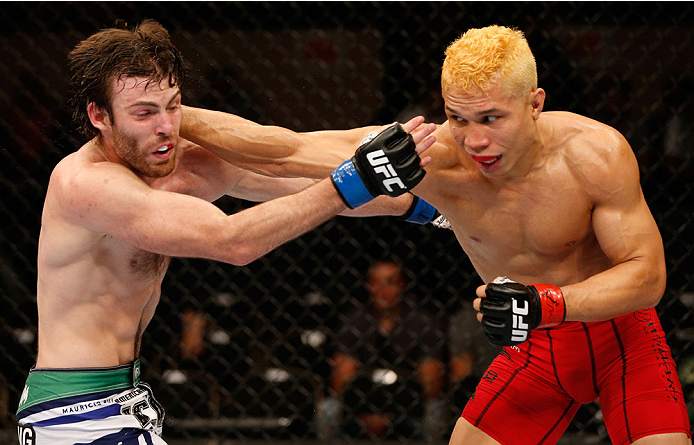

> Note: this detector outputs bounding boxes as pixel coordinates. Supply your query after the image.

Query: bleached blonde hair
[441,25,537,98]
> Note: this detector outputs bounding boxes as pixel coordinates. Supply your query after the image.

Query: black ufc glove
[480,277,566,346]
[331,124,425,208]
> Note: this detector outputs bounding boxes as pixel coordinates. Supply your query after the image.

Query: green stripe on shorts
[17,359,141,413]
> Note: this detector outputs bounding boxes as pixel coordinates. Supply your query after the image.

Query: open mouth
[470,154,502,169]
[153,143,174,159]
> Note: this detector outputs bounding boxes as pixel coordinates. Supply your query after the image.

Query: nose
[464,125,490,152]
[156,113,174,137]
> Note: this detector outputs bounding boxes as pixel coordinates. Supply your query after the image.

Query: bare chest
[438,180,595,275]
[98,236,171,282]
[128,248,171,279]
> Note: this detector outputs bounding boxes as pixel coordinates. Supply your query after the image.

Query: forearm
[181,106,375,178]
[139,179,341,264]
[215,179,345,265]
[339,194,414,217]
[230,170,412,217]
[562,257,666,322]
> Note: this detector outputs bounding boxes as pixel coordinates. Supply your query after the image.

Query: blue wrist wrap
[400,195,438,224]
[330,159,375,209]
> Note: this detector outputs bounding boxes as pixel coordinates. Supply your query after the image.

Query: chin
[150,163,176,178]
[138,159,176,178]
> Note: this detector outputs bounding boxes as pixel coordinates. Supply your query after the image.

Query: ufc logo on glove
[480,277,566,346]
[366,149,406,193]
[511,298,530,342]
[330,123,426,208]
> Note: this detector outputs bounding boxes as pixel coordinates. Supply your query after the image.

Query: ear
[87,102,112,133]
[529,88,546,120]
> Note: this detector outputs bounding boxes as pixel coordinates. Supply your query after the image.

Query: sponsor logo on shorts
[17,424,35,445]
[366,149,406,193]
[119,384,165,431]
[482,369,498,383]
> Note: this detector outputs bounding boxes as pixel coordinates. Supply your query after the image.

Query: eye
[484,116,498,123]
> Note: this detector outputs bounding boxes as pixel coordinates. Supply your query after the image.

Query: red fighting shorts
[462,308,691,445]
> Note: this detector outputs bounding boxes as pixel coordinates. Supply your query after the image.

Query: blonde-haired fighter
[435,26,690,445]
[182,25,691,445]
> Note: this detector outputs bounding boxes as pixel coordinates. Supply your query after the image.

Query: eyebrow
[474,108,503,115]
[445,106,503,116]
[127,89,181,109]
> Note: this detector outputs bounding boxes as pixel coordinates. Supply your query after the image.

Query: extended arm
[230,167,429,219]
[59,117,435,266]
[61,162,346,266]
[181,105,377,178]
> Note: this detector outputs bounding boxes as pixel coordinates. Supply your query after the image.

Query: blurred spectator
[661,77,694,178]
[637,77,694,182]
[180,308,209,365]
[321,259,444,440]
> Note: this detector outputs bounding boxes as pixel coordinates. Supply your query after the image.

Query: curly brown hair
[67,19,186,138]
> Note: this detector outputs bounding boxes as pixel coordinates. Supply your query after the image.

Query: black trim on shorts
[581,323,600,396]
[538,399,578,445]
[474,342,535,427]
[547,330,570,397]
[611,319,632,443]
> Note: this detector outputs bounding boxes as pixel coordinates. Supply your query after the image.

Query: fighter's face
[443,76,542,178]
[105,76,182,178]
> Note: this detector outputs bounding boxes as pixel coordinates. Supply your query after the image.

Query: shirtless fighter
[181,25,691,445]
[15,20,436,444]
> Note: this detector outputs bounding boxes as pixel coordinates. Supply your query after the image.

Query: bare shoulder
[46,143,146,229]
[544,112,639,195]
[50,144,139,199]
[154,137,244,199]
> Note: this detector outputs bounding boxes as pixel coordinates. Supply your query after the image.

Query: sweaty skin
[418,81,678,445]
[184,83,665,324]
[418,83,664,324]
[182,79,685,445]
[36,76,435,369]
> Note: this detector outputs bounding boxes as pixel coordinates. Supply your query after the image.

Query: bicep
[60,165,228,256]
[589,151,663,266]
[592,192,664,265]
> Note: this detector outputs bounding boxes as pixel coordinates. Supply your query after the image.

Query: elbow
[221,243,261,267]
[644,258,667,308]
[224,251,254,267]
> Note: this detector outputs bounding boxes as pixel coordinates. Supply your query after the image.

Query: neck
[91,135,156,185]
[492,119,547,185]
[93,135,120,164]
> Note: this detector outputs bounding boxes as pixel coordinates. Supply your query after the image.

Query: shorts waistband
[17,359,141,414]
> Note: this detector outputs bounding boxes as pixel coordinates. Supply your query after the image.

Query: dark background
[1,2,692,443]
